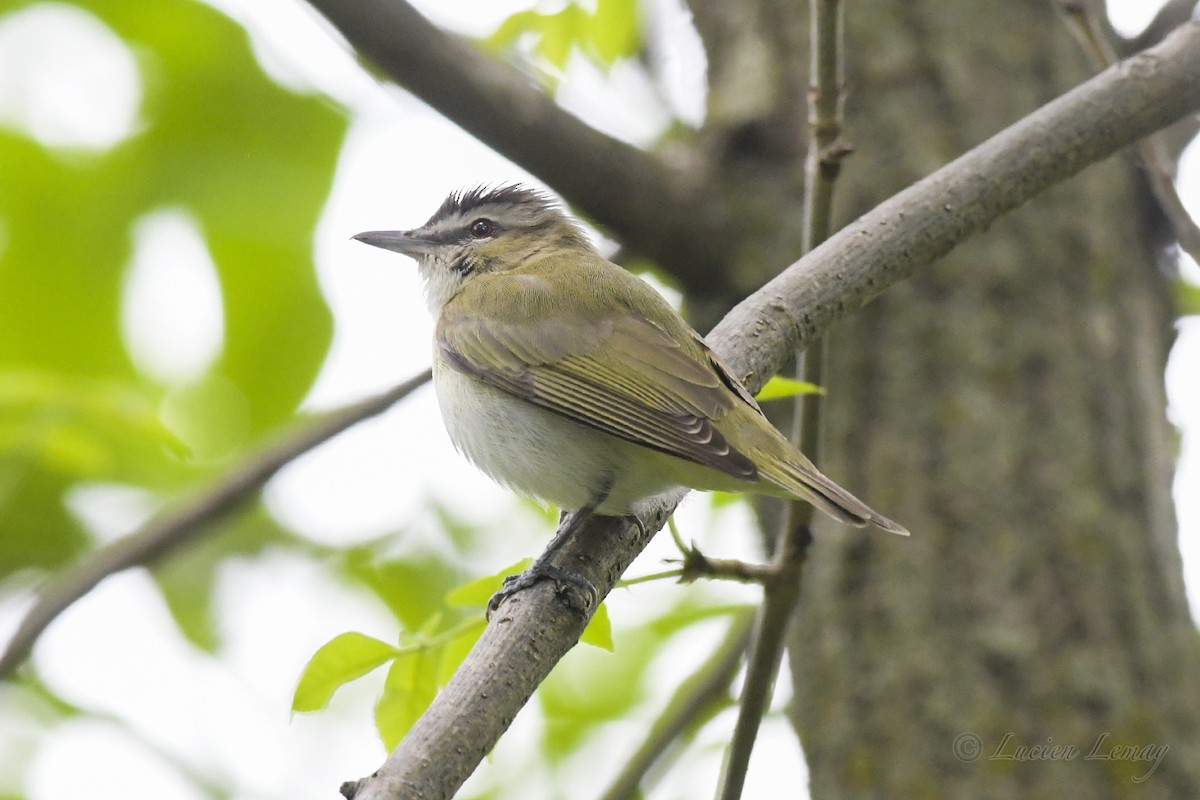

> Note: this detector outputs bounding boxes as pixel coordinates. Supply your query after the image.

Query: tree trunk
[787,2,1200,797]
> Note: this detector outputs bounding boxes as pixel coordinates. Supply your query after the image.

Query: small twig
[597,611,754,800]
[1059,1,1200,265]
[616,568,686,588]
[0,370,433,680]
[676,551,777,585]
[717,1,845,797]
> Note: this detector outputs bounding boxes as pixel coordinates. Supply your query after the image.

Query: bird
[354,185,907,606]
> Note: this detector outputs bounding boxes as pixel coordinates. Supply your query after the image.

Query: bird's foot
[486,563,598,619]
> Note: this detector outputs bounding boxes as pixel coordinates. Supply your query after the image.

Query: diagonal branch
[342,22,1200,800]
[0,370,432,680]
[305,0,735,287]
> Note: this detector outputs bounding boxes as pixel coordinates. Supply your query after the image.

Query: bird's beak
[352,229,436,257]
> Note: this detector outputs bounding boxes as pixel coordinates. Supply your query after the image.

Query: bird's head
[354,185,595,312]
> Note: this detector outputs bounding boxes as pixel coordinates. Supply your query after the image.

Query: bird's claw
[486,564,598,619]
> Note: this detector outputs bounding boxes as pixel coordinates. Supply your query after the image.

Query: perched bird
[355,186,906,602]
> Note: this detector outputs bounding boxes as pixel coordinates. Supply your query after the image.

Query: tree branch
[342,21,1200,800]
[0,370,432,680]
[718,2,845,795]
[709,21,1200,382]
[1129,0,1200,54]
[1059,0,1200,265]
[305,0,735,286]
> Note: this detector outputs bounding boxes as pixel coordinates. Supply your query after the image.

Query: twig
[1129,0,1200,54]
[341,24,1200,800]
[1059,1,1200,264]
[0,370,432,680]
[597,611,754,800]
[677,551,777,585]
[717,2,844,796]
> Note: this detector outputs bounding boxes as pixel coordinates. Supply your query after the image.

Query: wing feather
[438,307,758,480]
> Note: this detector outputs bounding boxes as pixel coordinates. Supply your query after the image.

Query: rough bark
[787,3,1200,798]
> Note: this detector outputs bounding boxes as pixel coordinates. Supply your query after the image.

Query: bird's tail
[758,453,909,536]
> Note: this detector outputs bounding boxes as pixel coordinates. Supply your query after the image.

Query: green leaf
[485,9,544,50]
[152,504,304,652]
[0,0,349,583]
[485,1,640,74]
[342,544,469,632]
[1173,276,1200,317]
[435,619,487,686]
[580,601,614,651]
[535,5,589,70]
[375,647,440,750]
[291,632,399,713]
[754,375,826,402]
[445,559,531,607]
[591,0,639,64]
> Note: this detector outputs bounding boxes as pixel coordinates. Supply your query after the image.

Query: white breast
[432,356,686,516]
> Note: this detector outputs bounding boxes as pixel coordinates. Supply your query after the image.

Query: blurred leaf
[436,620,487,686]
[539,595,749,759]
[591,0,639,63]
[640,599,753,640]
[754,375,825,402]
[539,627,645,760]
[535,4,588,69]
[446,559,531,608]
[580,601,613,651]
[0,369,182,575]
[0,0,348,593]
[485,0,640,75]
[343,545,471,630]
[707,491,745,510]
[376,645,440,750]
[292,632,399,713]
[0,466,86,577]
[487,9,543,50]
[0,370,186,479]
[152,504,308,651]
[1173,276,1200,317]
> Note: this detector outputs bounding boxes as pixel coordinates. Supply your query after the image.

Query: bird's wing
[438,309,760,480]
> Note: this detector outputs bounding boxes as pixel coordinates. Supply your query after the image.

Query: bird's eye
[469,218,497,239]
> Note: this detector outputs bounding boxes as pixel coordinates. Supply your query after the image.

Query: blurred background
[0,0,1197,798]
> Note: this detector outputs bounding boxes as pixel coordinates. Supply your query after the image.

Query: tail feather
[759,456,909,537]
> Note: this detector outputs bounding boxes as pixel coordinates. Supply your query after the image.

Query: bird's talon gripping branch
[487,564,598,619]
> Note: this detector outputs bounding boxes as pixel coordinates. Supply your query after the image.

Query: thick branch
[306,0,734,286]
[344,21,1200,800]
[709,21,1200,382]
[0,371,432,680]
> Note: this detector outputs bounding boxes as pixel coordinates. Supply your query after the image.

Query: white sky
[0,1,1196,799]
